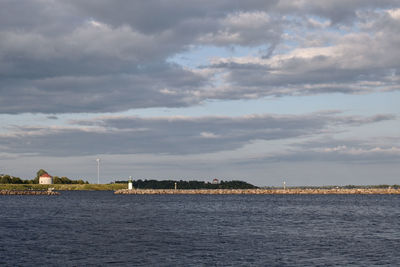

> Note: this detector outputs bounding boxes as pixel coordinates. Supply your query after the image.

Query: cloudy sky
[1,0,399,186]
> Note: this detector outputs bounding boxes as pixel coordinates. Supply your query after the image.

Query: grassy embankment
[0,183,127,191]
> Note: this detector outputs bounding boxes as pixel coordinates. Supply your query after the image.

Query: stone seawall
[0,190,60,195]
[114,188,400,195]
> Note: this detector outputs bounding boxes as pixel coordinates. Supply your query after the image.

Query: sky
[0,0,399,186]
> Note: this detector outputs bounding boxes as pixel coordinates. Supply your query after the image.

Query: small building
[212,178,219,184]
[39,173,53,184]
[128,176,133,190]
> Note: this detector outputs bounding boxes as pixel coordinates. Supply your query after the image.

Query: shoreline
[115,188,400,195]
[0,184,126,191]
[0,190,60,195]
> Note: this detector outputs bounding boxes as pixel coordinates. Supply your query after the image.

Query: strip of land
[115,188,400,195]
[0,190,59,195]
[0,184,127,191]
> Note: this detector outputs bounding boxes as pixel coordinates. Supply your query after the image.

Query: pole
[96,158,100,184]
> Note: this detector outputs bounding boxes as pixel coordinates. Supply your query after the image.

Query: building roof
[40,173,51,178]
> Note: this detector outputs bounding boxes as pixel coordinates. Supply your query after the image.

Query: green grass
[0,183,127,191]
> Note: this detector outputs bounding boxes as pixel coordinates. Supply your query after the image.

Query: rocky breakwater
[0,190,60,195]
[115,188,400,195]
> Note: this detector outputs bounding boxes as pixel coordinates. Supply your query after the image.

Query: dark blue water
[1,192,400,266]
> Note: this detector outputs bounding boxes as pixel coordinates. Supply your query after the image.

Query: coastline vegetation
[0,169,88,185]
[115,179,258,189]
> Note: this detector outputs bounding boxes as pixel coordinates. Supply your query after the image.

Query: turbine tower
[96,158,100,184]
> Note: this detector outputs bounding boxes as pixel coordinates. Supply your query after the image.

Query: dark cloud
[0,1,400,114]
[0,64,207,113]
[46,115,58,120]
[67,0,400,30]
[0,112,394,157]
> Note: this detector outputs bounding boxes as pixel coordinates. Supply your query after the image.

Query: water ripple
[1,192,400,266]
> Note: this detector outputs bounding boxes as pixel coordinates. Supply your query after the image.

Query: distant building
[39,173,53,184]
[128,177,133,190]
[212,178,219,184]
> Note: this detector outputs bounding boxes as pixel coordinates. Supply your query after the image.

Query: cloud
[225,134,400,168]
[0,112,394,157]
[1,1,400,114]
[0,66,209,113]
[278,136,400,163]
[197,11,282,48]
[70,0,400,30]
[205,12,400,98]
[276,0,400,24]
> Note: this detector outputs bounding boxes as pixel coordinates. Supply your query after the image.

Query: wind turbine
[96,158,100,184]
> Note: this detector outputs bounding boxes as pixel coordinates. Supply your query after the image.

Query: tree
[61,177,72,184]
[53,176,62,184]
[0,175,12,184]
[11,177,23,184]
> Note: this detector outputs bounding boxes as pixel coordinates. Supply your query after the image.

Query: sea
[1,191,400,266]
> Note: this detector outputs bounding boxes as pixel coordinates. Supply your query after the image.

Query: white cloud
[388,8,400,20]
[200,132,220,139]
